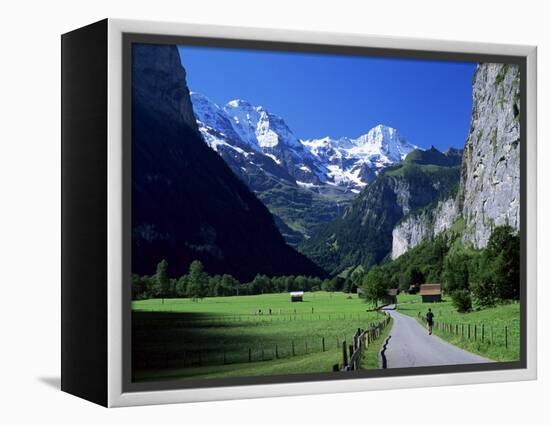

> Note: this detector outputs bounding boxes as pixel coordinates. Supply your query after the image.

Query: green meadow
[396,293,520,362]
[132,292,388,381]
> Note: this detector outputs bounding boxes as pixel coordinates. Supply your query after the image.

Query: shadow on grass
[132,311,269,376]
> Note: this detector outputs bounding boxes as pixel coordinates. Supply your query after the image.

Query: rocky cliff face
[391,197,459,259]
[132,44,323,280]
[460,63,520,248]
[390,63,520,258]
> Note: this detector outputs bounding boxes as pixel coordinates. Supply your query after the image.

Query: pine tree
[187,260,209,301]
[154,259,170,303]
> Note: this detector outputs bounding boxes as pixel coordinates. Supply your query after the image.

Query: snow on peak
[226,98,255,109]
[190,92,416,193]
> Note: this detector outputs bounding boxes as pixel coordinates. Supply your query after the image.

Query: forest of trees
[358,225,520,311]
[132,225,520,312]
[132,259,348,301]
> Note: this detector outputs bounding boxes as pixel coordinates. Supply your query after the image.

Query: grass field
[396,293,520,361]
[132,292,388,381]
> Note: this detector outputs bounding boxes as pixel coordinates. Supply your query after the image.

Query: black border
[122,33,527,394]
[61,19,108,406]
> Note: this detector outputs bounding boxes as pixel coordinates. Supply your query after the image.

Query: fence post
[248,347,251,362]
[342,340,348,368]
[474,324,477,341]
[482,324,485,343]
[305,341,308,354]
[275,344,279,359]
[322,337,326,352]
[468,323,471,339]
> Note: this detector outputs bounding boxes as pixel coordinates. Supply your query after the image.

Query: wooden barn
[419,284,442,303]
[290,291,304,302]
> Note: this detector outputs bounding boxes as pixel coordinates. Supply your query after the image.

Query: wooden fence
[339,313,392,371]
[417,313,510,348]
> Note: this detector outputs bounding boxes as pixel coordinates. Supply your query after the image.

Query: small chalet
[419,284,442,303]
[290,291,304,302]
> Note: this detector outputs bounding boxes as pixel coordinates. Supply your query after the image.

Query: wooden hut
[419,284,442,303]
[290,291,304,302]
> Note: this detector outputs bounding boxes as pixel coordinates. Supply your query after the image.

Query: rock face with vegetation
[459,63,521,248]
[391,196,459,259]
[390,63,520,258]
[131,44,323,281]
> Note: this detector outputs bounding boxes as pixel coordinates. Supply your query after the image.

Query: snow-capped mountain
[191,93,326,186]
[190,92,416,193]
[302,125,417,191]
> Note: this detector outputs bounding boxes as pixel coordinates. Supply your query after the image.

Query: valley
[130,43,522,382]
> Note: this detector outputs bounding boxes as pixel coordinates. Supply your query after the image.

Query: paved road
[381,306,491,368]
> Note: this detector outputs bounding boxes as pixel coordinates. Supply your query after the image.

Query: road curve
[381,306,492,368]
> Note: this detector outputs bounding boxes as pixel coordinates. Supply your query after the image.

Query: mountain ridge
[191,92,418,193]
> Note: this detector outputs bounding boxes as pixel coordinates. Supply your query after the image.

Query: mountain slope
[131,43,324,281]
[299,148,461,275]
[190,93,416,244]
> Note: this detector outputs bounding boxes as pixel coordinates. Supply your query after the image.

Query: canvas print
[131,42,521,383]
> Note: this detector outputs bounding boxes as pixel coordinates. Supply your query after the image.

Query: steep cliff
[132,43,324,280]
[459,63,520,248]
[390,63,520,258]
[391,196,459,259]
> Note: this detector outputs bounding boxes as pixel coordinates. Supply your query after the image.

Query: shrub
[451,289,472,313]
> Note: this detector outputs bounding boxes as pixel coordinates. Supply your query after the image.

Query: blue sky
[177,45,477,151]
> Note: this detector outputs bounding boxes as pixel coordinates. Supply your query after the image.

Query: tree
[345,268,365,294]
[175,275,188,297]
[397,272,410,292]
[485,226,520,300]
[442,246,474,294]
[451,289,472,313]
[470,226,520,306]
[408,266,425,288]
[330,276,345,292]
[209,275,222,297]
[361,266,388,308]
[321,279,334,292]
[131,274,150,300]
[471,255,499,307]
[154,259,170,303]
[220,274,239,296]
[186,260,209,301]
